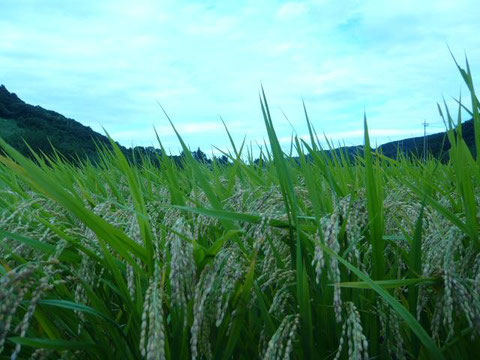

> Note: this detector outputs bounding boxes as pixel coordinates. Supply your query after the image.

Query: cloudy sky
[1,0,479,154]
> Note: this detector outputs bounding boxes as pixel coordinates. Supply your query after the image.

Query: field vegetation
[0,58,479,359]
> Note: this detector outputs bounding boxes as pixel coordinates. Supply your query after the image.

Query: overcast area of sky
[1,0,480,155]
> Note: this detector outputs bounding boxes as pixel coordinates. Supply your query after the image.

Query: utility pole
[422,120,429,161]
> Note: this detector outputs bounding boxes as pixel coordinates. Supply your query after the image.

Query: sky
[1,0,480,155]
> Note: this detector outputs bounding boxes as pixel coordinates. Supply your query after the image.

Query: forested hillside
[0,85,119,161]
[0,84,476,164]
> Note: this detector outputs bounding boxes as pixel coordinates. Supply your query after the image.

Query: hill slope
[0,85,118,161]
[378,119,476,160]
[0,84,476,163]
[304,119,476,162]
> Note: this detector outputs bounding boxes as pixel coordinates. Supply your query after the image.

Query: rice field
[1,59,479,359]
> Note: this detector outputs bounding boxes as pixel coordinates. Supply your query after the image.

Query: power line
[422,120,429,161]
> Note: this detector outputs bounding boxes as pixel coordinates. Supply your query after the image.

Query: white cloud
[113,121,224,139]
[185,16,238,35]
[277,2,308,19]
[178,122,223,134]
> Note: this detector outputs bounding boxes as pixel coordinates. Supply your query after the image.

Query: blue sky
[1,0,479,155]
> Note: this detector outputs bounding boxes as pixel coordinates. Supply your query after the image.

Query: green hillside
[0,85,215,166]
[0,85,118,161]
[0,84,476,166]
[0,116,22,137]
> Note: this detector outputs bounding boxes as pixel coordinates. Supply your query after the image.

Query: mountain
[320,119,476,162]
[0,85,221,166]
[0,85,477,164]
[0,85,121,161]
[378,120,476,160]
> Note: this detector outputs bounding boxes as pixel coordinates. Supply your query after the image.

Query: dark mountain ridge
[0,85,476,164]
[378,119,476,160]
[0,85,220,166]
[318,119,476,162]
[332,122,475,163]
[0,85,120,161]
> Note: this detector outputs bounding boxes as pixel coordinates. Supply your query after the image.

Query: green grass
[0,58,480,359]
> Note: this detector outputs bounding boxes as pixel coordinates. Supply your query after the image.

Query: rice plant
[1,58,480,359]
